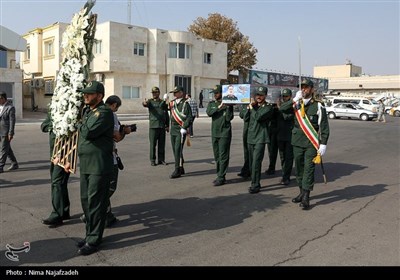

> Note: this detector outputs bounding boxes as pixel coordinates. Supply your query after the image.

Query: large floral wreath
[50,0,97,138]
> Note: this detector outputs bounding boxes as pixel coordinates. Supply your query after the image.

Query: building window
[26,45,31,60]
[94,40,102,54]
[0,49,6,68]
[174,76,191,94]
[44,38,54,58]
[133,42,145,56]
[204,52,212,64]
[122,86,140,99]
[169,43,191,59]
[45,79,55,96]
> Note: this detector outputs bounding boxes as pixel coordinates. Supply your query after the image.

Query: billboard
[248,70,328,93]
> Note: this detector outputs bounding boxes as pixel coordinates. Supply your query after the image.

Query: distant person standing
[0,92,18,173]
[376,99,386,123]
[186,93,199,137]
[199,90,204,108]
[142,86,170,166]
[206,85,234,186]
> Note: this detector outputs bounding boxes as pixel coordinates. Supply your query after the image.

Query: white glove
[163,93,169,101]
[293,90,303,102]
[180,128,187,135]
[318,144,327,156]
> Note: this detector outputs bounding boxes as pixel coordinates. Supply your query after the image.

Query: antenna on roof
[127,0,132,25]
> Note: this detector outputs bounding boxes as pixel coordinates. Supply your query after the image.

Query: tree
[188,13,258,81]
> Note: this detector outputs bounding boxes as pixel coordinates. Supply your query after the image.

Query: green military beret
[255,86,268,95]
[211,85,222,94]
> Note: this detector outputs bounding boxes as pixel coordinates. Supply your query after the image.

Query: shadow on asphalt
[312,183,388,207]
[314,162,367,183]
[101,193,286,251]
[0,177,80,189]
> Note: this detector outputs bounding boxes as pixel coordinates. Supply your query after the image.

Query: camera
[119,124,137,133]
[129,124,137,132]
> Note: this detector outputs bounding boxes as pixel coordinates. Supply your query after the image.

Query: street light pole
[298,36,302,90]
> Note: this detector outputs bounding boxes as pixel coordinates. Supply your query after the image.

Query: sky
[1,0,399,76]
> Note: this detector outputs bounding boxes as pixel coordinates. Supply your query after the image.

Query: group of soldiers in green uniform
[208,79,329,209]
[41,79,329,256]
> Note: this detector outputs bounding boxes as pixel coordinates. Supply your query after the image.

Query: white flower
[50,1,96,138]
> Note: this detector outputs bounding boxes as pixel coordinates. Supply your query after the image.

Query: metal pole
[298,36,302,90]
[165,53,168,93]
[127,0,132,25]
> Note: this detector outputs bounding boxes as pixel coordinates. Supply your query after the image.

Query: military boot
[299,190,310,210]
[179,166,185,175]
[292,187,304,203]
[170,168,182,179]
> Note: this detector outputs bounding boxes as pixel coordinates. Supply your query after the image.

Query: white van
[326,97,378,112]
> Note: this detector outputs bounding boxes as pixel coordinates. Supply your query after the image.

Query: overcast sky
[1,0,399,76]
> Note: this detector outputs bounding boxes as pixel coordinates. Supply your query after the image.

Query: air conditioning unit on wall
[95,73,104,82]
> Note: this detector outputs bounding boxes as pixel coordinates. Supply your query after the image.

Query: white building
[21,21,227,113]
[0,25,26,119]
[314,64,400,98]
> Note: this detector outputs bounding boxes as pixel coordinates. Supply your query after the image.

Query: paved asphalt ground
[0,109,399,268]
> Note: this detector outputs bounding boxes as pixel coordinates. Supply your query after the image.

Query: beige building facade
[21,21,227,113]
[314,64,400,97]
[0,25,27,119]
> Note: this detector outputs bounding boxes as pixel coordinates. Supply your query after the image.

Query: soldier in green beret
[168,86,193,179]
[206,85,234,186]
[276,88,294,185]
[142,86,169,166]
[76,81,114,255]
[265,103,279,175]
[238,103,251,178]
[244,86,273,194]
[280,79,330,209]
[40,112,71,227]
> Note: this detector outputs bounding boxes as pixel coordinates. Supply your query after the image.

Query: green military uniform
[169,97,193,178]
[266,104,279,174]
[244,86,273,193]
[280,79,329,209]
[289,99,329,190]
[277,89,294,184]
[78,101,114,247]
[238,105,250,177]
[145,97,169,165]
[206,98,234,185]
[41,112,70,223]
[222,95,238,101]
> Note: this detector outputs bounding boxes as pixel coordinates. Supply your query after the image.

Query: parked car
[388,105,400,117]
[326,103,377,121]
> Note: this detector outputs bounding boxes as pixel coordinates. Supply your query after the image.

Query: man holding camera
[168,86,193,179]
[142,86,169,166]
[105,95,131,226]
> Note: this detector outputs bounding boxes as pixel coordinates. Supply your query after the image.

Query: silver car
[326,103,377,121]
